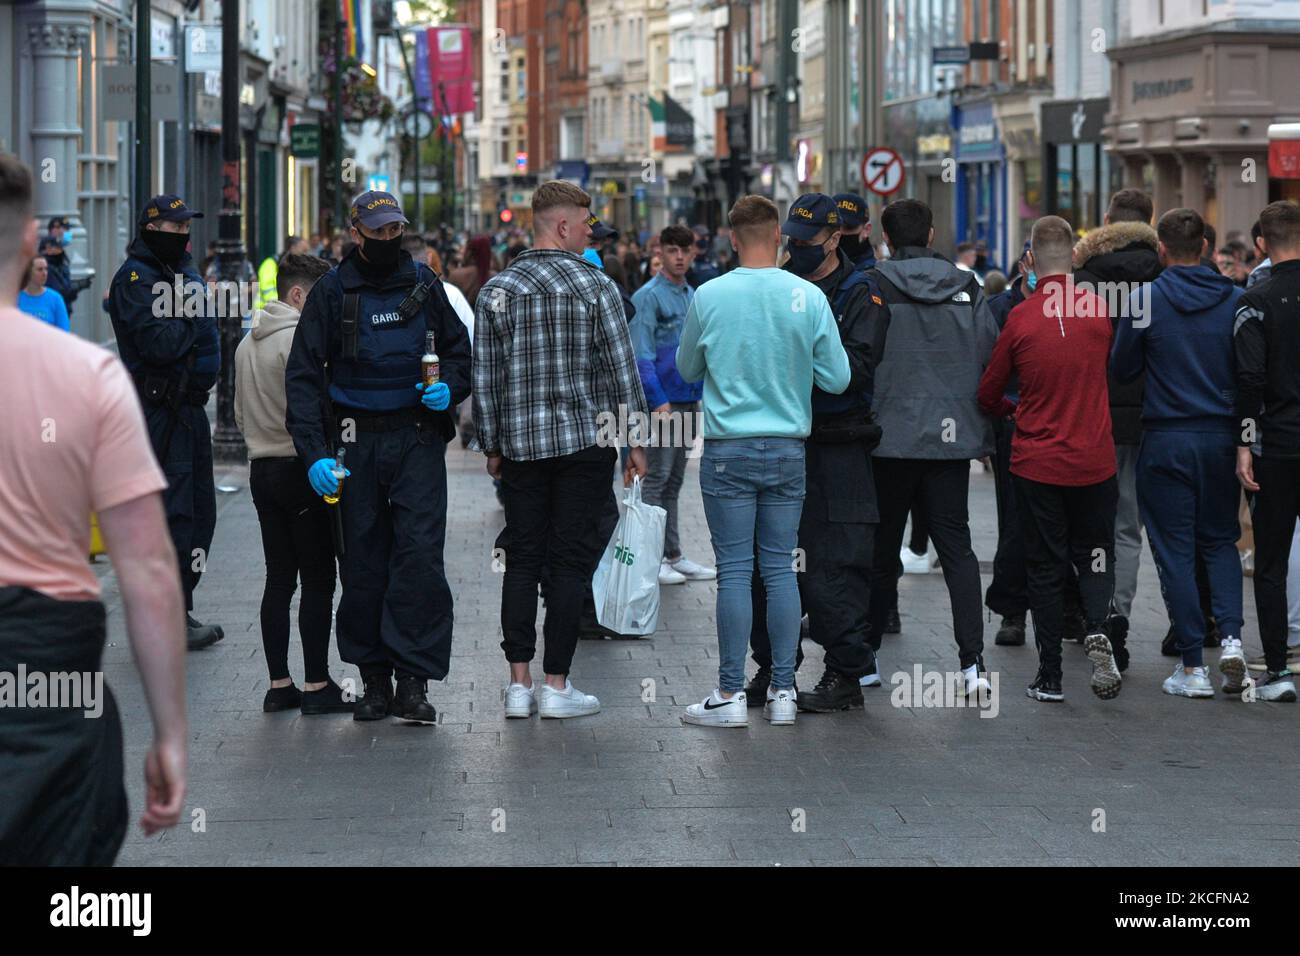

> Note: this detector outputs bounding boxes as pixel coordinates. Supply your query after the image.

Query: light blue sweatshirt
[675,266,851,439]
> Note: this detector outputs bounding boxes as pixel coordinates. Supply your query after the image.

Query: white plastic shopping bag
[592,476,667,636]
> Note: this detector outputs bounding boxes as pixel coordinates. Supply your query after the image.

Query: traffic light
[496,190,508,223]
[500,208,514,224]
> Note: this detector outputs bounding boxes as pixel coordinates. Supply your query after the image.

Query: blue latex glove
[417,381,451,411]
[307,458,350,497]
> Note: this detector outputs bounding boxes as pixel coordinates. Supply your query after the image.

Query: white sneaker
[504,682,537,718]
[658,560,687,585]
[900,546,931,574]
[763,687,798,725]
[537,680,601,718]
[670,556,717,581]
[859,658,882,688]
[1219,638,1247,691]
[682,689,749,727]
[960,663,991,697]
[1162,664,1215,698]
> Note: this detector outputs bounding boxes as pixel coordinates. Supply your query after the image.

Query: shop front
[1043,98,1115,237]
[1105,25,1300,239]
[954,99,1004,265]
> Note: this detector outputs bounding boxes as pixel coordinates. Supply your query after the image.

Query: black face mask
[141,229,189,266]
[839,235,868,261]
[360,233,402,270]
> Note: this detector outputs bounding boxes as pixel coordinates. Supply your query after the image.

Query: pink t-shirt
[0,307,168,600]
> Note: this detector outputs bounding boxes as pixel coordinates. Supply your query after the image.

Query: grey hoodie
[868,247,998,459]
[234,300,300,459]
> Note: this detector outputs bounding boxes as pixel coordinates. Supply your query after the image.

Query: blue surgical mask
[582,248,604,269]
[1026,270,1037,292]
[61,233,71,247]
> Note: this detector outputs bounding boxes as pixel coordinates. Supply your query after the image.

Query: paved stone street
[104,444,1298,867]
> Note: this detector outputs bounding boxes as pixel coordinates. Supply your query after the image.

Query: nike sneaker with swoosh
[682,689,749,727]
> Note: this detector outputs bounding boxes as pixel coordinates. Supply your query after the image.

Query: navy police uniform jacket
[108,237,220,393]
[285,248,472,465]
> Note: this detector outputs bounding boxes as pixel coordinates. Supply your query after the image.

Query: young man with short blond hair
[475,180,648,720]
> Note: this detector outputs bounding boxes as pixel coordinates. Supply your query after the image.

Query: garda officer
[832,193,877,270]
[285,191,471,725]
[108,194,224,651]
[747,193,890,710]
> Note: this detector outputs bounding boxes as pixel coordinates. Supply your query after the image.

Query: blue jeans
[699,438,806,693]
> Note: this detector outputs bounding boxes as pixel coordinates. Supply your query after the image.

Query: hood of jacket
[872,247,976,303]
[1072,222,1160,281]
[251,299,300,339]
[1154,263,1238,314]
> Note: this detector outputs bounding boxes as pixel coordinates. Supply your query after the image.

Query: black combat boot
[353,673,394,722]
[797,668,864,713]
[392,676,437,725]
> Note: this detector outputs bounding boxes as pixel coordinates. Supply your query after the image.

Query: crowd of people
[3,138,1300,864]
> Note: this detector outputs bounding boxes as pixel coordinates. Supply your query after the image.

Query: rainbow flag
[341,0,364,61]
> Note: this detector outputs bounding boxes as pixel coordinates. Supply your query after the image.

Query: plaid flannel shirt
[472,248,648,461]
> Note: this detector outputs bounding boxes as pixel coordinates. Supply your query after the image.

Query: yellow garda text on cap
[366,197,398,209]
[169,199,184,209]
[837,199,858,211]
[793,207,813,219]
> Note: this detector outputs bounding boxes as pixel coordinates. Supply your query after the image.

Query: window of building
[500,127,510,166]
[516,57,526,100]
[500,59,510,104]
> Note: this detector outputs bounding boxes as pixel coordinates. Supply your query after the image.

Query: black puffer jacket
[1073,221,1162,445]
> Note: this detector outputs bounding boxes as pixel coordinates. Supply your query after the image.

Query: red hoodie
[978,274,1116,486]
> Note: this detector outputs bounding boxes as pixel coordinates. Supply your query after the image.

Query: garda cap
[781,193,838,241]
[832,193,869,229]
[349,190,410,230]
[139,194,204,227]
[585,213,619,240]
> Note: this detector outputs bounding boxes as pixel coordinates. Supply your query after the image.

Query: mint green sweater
[675,266,851,439]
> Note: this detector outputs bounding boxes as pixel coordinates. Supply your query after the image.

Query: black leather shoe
[884,606,901,634]
[301,680,356,715]
[262,684,301,712]
[392,676,437,725]
[797,668,864,712]
[995,614,1026,646]
[353,674,394,721]
[1106,614,1130,672]
[744,667,771,707]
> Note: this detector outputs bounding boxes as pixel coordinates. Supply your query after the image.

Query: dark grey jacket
[867,247,998,460]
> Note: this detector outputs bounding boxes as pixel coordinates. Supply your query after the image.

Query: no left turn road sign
[861,147,904,196]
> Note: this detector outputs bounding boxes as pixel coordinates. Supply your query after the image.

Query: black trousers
[144,401,216,613]
[0,588,126,866]
[985,415,1029,617]
[1013,474,1117,679]
[500,444,617,675]
[336,419,453,682]
[869,458,985,668]
[751,439,877,678]
[1250,456,1300,672]
[250,457,338,684]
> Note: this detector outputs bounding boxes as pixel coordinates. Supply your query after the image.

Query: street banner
[341,0,364,61]
[427,27,474,115]
[414,29,432,110]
